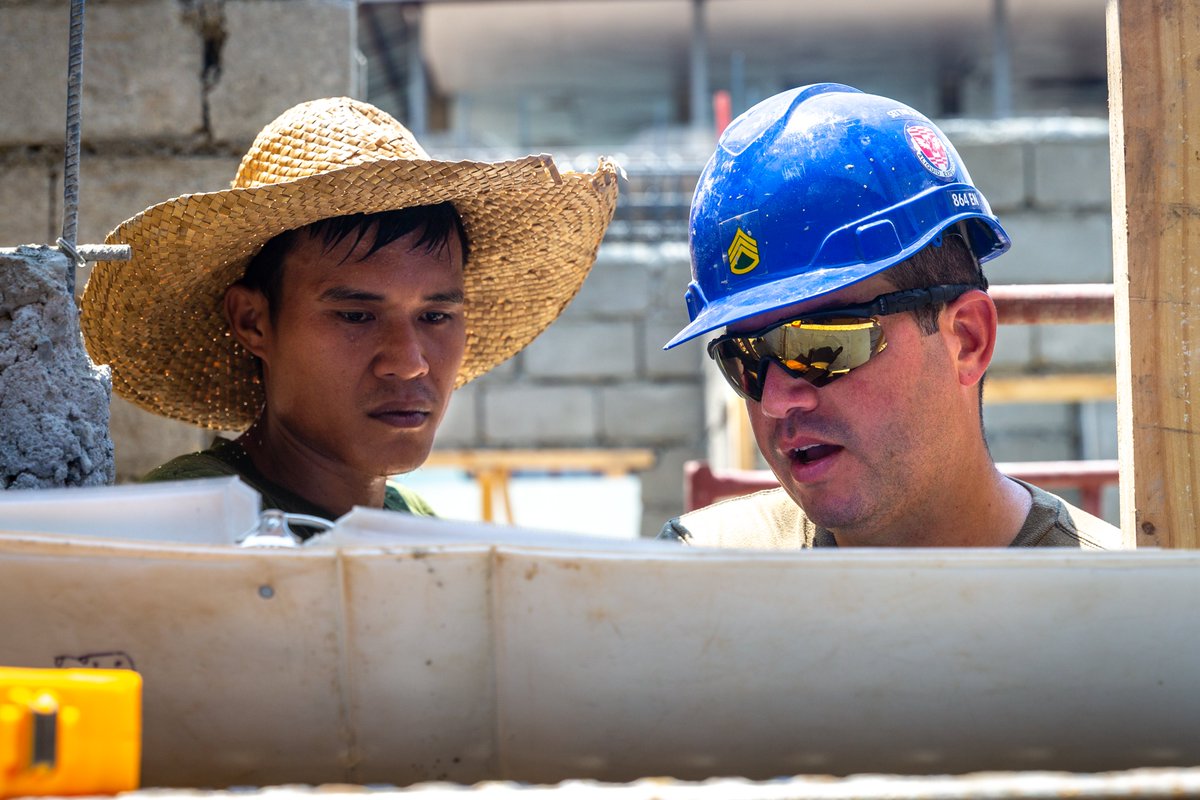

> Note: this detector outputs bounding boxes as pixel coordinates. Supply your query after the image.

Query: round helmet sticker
[905,123,956,179]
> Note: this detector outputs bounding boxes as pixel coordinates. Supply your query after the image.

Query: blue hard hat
[665,83,1011,349]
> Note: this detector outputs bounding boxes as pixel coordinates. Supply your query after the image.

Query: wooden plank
[424,449,655,474]
[984,374,1116,404]
[1108,0,1200,548]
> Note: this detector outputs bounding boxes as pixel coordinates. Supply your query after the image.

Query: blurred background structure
[0,0,1115,536]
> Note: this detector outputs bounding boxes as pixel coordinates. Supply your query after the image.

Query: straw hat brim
[81,154,619,430]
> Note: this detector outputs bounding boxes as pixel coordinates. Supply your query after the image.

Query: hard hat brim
[665,211,1009,349]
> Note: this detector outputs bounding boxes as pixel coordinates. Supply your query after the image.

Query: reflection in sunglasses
[706,283,975,401]
[783,344,845,378]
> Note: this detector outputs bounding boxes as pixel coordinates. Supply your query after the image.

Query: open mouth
[790,444,841,465]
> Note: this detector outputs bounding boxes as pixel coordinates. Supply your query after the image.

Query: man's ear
[942,289,997,387]
[224,284,271,360]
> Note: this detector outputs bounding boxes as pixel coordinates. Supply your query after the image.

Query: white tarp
[1,479,1198,788]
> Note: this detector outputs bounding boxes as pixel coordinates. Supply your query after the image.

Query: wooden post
[1108,0,1200,548]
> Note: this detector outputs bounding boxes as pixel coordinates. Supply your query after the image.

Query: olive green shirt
[141,437,436,538]
[659,479,1124,550]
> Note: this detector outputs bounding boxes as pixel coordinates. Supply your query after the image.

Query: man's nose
[373,327,430,379]
[757,361,820,418]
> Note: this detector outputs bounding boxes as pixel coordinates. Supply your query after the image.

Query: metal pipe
[689,0,709,133]
[362,4,408,120]
[730,50,745,119]
[403,2,427,137]
[991,283,1115,325]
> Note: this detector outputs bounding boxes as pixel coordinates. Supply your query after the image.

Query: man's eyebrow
[319,286,385,302]
[317,287,466,304]
[429,290,466,304]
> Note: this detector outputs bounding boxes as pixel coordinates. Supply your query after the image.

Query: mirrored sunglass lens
[711,319,884,399]
[713,340,765,400]
[765,320,881,375]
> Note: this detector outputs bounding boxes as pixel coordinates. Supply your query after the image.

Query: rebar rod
[61,0,86,296]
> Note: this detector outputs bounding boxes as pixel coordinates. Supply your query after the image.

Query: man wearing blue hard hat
[660,84,1122,549]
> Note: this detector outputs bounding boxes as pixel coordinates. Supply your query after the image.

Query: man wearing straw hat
[81,98,618,527]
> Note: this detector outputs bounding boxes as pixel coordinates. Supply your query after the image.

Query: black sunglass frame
[706,283,978,399]
[716,283,977,342]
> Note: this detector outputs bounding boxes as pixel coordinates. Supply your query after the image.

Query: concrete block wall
[431,242,709,539]
[0,0,357,481]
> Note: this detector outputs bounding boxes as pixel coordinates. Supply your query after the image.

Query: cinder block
[431,384,478,449]
[522,320,637,380]
[0,5,75,144]
[109,395,210,482]
[71,154,241,297]
[985,400,1075,433]
[988,430,1077,463]
[0,2,203,145]
[208,0,356,144]
[1035,323,1116,370]
[75,154,243,245]
[650,245,697,313]
[481,385,597,445]
[1033,141,1111,210]
[600,383,704,446]
[644,318,706,380]
[702,366,741,468]
[0,163,54,247]
[1080,399,1118,460]
[984,401,1078,462]
[992,212,1113,284]
[567,251,652,317]
[989,324,1035,371]
[955,142,1027,212]
[1100,484,1120,527]
[637,444,704,524]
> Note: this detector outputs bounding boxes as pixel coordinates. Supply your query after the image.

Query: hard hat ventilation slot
[854,220,902,264]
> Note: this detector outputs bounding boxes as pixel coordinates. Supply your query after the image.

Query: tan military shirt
[659,479,1124,549]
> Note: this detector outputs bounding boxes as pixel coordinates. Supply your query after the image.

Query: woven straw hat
[81,97,619,430]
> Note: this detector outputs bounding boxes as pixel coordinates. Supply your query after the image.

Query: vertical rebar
[61,0,86,296]
[689,0,710,134]
[730,50,745,120]
[992,0,1014,119]
[403,2,427,139]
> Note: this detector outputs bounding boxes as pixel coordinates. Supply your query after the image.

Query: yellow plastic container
[0,667,141,797]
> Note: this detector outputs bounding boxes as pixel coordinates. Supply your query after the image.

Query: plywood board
[1108,0,1200,547]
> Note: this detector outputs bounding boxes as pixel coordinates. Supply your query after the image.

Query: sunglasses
[708,284,975,401]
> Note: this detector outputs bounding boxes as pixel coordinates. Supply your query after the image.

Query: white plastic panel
[1,502,1198,788]
[0,536,343,786]
[0,477,260,544]
[491,547,1200,781]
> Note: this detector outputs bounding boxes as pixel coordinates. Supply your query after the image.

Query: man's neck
[832,457,1032,548]
[235,420,389,518]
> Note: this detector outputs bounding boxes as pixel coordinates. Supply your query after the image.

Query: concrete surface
[0,246,114,488]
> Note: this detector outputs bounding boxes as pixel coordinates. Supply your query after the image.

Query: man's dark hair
[237,203,469,319]
[882,222,988,334]
[884,221,992,433]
